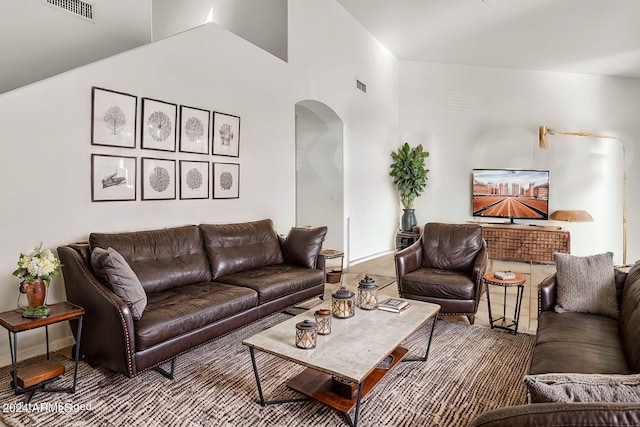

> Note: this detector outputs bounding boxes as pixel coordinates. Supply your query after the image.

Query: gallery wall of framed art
[89,86,241,202]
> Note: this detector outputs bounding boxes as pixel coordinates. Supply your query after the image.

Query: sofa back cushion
[421,223,483,272]
[620,261,640,372]
[89,225,211,294]
[200,219,284,279]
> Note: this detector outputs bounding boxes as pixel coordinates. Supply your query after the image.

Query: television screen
[472,169,549,222]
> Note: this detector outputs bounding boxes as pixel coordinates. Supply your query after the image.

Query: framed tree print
[91,154,136,201]
[91,87,137,148]
[179,106,210,154]
[179,160,209,199]
[212,162,239,199]
[141,157,176,200]
[141,98,177,152]
[212,112,240,157]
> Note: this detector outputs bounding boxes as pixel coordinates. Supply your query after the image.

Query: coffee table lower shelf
[286,346,408,414]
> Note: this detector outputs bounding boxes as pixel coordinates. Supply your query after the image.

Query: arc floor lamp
[538,125,627,266]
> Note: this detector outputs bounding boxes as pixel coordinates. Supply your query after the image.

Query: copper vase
[20,279,47,309]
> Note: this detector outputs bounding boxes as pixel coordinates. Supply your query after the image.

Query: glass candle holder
[332,286,355,318]
[295,319,317,349]
[314,309,332,335]
[357,275,378,310]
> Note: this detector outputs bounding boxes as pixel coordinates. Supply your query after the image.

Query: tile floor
[335,253,538,335]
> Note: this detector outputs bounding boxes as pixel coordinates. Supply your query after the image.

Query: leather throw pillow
[554,252,618,319]
[91,247,147,320]
[283,226,328,269]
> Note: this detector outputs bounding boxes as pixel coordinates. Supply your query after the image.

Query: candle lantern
[314,309,332,335]
[332,286,355,318]
[358,275,378,310]
[295,319,317,349]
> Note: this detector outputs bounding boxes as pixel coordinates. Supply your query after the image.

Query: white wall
[0,0,400,366]
[0,0,152,94]
[400,62,639,266]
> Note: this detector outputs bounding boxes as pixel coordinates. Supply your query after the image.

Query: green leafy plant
[389,143,430,209]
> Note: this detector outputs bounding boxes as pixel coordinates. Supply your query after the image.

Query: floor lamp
[538,125,628,266]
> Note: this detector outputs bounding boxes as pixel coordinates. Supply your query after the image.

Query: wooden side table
[396,231,420,251]
[0,301,84,403]
[483,272,525,335]
[317,249,344,283]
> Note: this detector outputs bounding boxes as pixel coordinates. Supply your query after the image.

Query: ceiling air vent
[43,0,94,22]
[356,79,367,94]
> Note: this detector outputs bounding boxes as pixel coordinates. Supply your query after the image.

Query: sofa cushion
[524,373,640,403]
[282,226,327,268]
[134,282,258,351]
[421,223,483,272]
[620,260,640,372]
[200,219,284,279]
[217,264,324,304]
[530,311,630,375]
[90,247,147,320]
[90,225,211,294]
[554,252,618,319]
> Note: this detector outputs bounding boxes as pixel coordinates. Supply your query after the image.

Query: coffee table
[242,299,440,426]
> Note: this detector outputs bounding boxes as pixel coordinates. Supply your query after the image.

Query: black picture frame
[212,112,240,157]
[179,106,210,154]
[212,162,239,199]
[141,157,176,200]
[141,98,177,152]
[91,87,137,148]
[179,160,210,199]
[91,154,137,202]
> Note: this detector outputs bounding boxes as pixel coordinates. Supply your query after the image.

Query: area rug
[0,313,535,427]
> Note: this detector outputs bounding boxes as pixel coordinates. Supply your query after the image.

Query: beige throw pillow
[524,373,640,403]
[554,252,618,319]
[91,247,147,320]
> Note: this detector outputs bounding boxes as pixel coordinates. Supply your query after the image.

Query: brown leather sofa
[58,219,326,378]
[395,223,488,324]
[469,264,640,426]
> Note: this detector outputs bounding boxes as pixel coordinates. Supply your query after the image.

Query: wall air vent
[356,80,367,94]
[43,0,94,22]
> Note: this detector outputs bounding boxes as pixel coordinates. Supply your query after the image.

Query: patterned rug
[0,311,535,427]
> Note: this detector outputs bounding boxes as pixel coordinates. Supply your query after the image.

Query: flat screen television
[472,169,549,223]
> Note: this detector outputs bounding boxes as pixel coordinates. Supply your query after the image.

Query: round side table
[483,272,526,335]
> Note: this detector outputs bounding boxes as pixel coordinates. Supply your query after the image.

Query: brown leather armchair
[395,222,488,324]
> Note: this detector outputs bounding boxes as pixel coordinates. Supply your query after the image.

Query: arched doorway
[295,100,344,254]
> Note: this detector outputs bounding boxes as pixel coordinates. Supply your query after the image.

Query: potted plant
[389,143,430,232]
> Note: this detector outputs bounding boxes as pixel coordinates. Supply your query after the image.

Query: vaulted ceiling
[337,0,640,79]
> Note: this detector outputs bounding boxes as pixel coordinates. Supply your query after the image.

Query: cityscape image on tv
[472,169,549,220]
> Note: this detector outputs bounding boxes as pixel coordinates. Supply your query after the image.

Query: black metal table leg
[248,347,308,406]
[403,315,437,362]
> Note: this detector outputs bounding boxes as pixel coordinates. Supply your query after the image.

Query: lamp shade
[550,210,594,222]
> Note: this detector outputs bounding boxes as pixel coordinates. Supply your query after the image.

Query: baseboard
[348,249,395,267]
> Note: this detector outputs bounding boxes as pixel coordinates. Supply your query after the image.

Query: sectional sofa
[58,219,327,378]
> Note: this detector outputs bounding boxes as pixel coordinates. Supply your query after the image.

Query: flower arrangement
[12,243,62,287]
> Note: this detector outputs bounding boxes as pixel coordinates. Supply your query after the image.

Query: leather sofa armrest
[538,273,557,314]
[472,240,490,293]
[395,239,423,285]
[468,402,640,427]
[58,244,137,377]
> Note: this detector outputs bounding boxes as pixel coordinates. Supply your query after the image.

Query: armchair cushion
[524,373,640,403]
[421,223,483,272]
[282,226,327,269]
[554,252,618,319]
[91,247,147,320]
